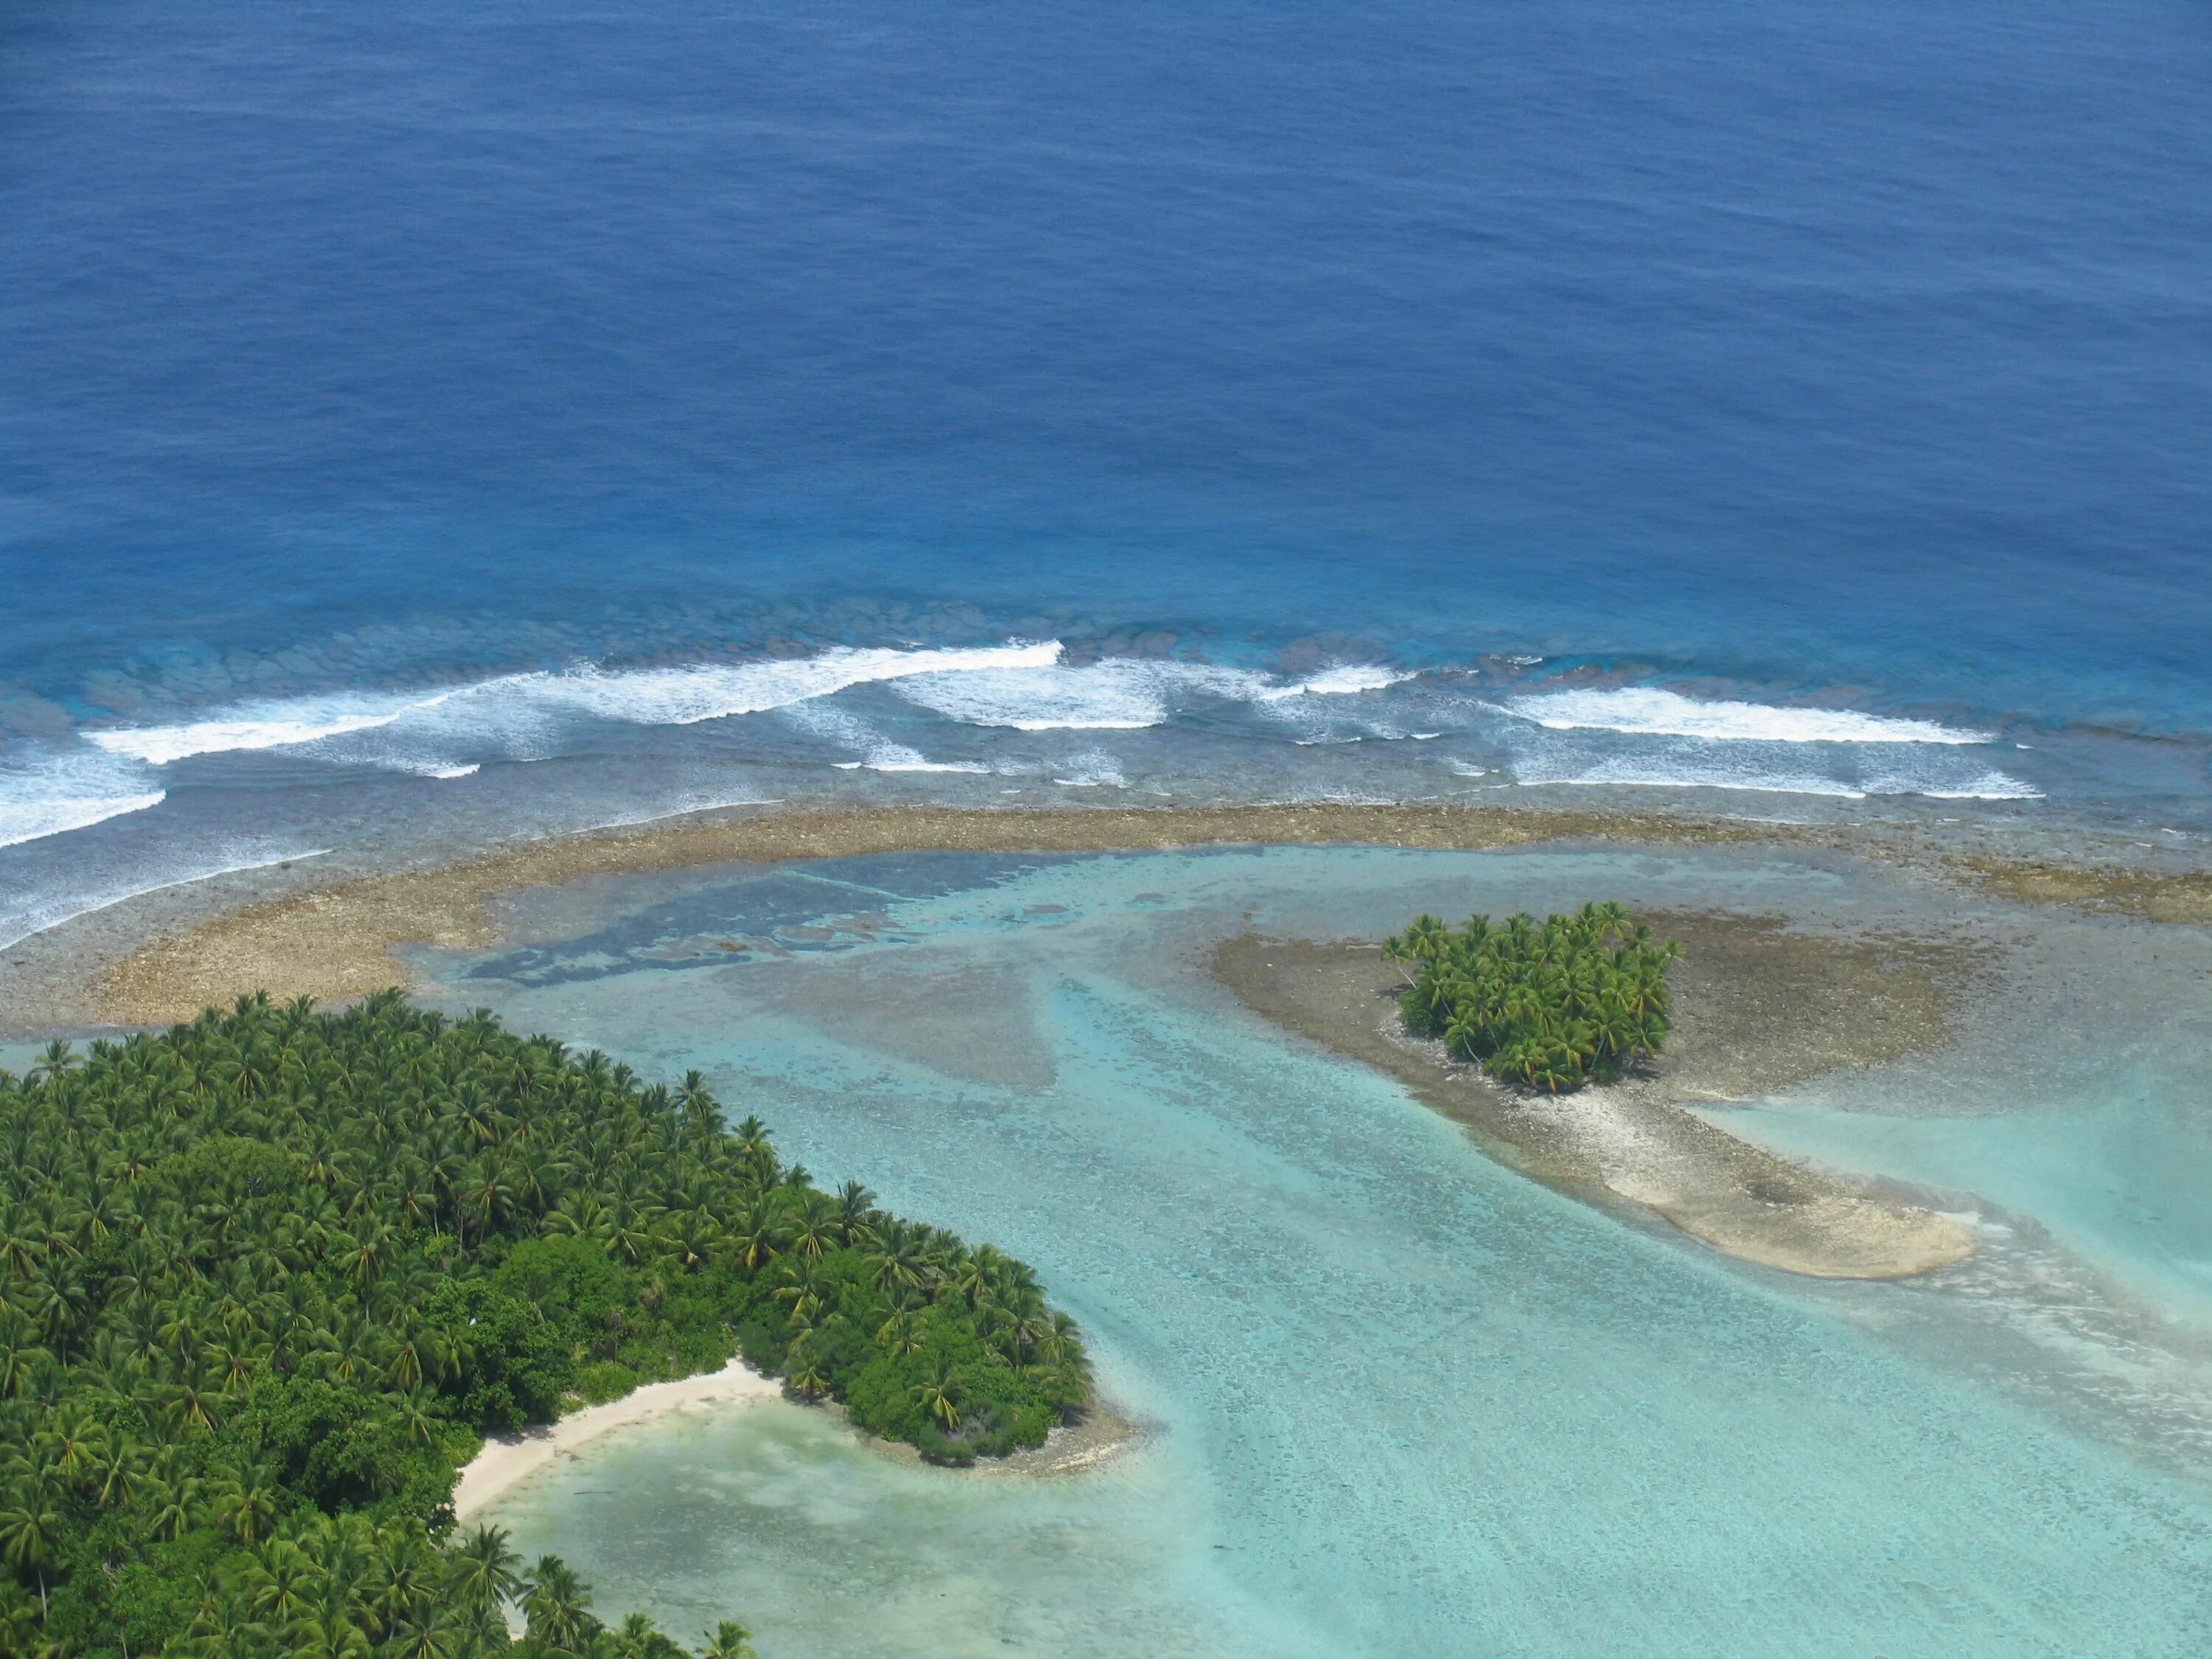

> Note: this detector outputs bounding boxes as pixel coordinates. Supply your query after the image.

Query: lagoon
[446,844,2212,1657]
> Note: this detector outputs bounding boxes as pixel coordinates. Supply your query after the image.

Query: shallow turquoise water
[442,847,2212,1656]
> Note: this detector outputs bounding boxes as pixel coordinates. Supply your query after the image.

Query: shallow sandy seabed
[454,1357,784,1522]
[10,801,2206,1033]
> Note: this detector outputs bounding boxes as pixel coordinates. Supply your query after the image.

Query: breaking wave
[1504,686,1995,745]
[0,751,167,851]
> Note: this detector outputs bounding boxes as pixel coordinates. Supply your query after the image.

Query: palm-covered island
[0,992,1092,1658]
[1385,902,1682,1091]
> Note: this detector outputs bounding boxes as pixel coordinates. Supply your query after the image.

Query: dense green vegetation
[0,991,1090,1658]
[1385,902,1681,1091]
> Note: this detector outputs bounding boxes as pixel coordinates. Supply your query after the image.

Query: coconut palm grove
[0,992,1091,1657]
[1386,904,1682,1091]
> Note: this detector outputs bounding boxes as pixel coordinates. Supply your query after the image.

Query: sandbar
[1214,921,1978,1281]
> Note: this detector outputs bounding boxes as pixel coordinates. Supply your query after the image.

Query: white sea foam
[895,655,1401,733]
[67,645,1407,798]
[846,749,992,774]
[1504,686,1994,745]
[783,698,991,774]
[0,782,167,849]
[1916,780,2045,801]
[76,641,1067,779]
[0,750,170,850]
[1256,664,1411,700]
[1516,768,1873,799]
[87,689,462,765]
[1509,750,2039,799]
[894,658,1265,731]
[523,639,1062,726]
[1052,752,1128,788]
[571,796,785,834]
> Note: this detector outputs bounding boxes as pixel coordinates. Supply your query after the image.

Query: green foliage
[1385,901,1683,1091]
[0,991,1091,1655]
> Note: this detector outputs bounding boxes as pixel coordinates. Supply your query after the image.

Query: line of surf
[892,658,1404,731]
[1511,770,2040,800]
[80,641,1068,769]
[1503,686,1996,745]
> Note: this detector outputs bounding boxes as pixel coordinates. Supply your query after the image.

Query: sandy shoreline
[452,1356,782,1522]
[1215,922,1978,1280]
[449,1357,1134,1523]
[1,798,2201,1034]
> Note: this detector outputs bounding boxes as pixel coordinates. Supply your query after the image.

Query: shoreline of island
[452,1354,1139,1526]
[1214,924,1979,1280]
[453,1355,786,1522]
[4,798,2209,1037]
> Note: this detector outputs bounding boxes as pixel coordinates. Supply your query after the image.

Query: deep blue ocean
[4,1,2211,933]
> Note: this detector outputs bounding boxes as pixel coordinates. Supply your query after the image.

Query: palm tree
[140,1470,206,1542]
[291,1605,374,1659]
[787,1189,838,1259]
[88,1436,150,1510]
[661,1204,725,1273]
[772,1256,831,1325]
[785,1346,830,1401]
[445,1522,524,1610]
[1404,914,1450,961]
[909,1359,962,1431]
[876,1309,926,1356]
[726,1193,785,1270]
[25,1041,80,1085]
[522,1554,595,1655]
[32,1402,105,1484]
[392,1387,444,1447]
[384,1609,462,1659]
[206,1453,284,1543]
[835,1180,879,1246]
[458,1155,515,1251]
[0,1470,63,1620]
[240,1539,321,1625]
[700,1621,758,1659]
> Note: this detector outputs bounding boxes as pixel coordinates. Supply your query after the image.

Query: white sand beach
[453,1357,783,1521]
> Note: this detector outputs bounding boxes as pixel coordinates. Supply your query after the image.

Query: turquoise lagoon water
[431,845,2212,1657]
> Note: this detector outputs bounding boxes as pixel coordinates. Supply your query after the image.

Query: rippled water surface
[448,846,2212,1657]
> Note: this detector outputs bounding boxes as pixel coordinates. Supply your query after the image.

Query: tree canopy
[0,990,1089,1657]
[1384,902,1681,1091]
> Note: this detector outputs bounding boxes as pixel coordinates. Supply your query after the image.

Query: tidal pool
[435,845,2212,1657]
